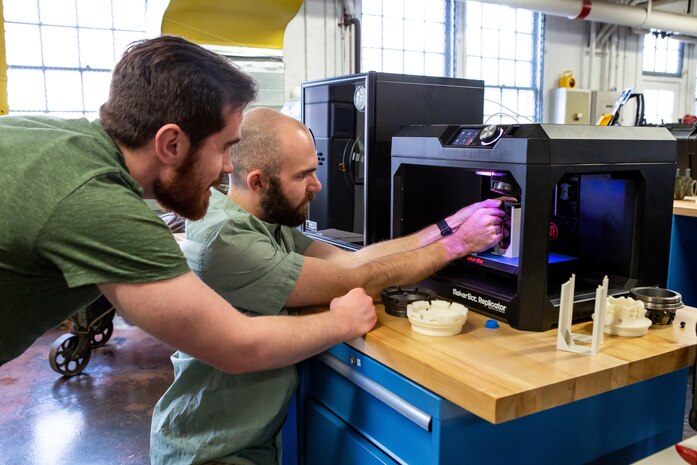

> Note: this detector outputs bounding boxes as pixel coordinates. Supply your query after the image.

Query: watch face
[354,85,367,112]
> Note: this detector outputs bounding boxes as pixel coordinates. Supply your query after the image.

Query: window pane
[113,0,146,30]
[45,70,84,111]
[76,0,113,28]
[42,27,80,67]
[424,22,445,53]
[654,47,667,73]
[363,0,383,15]
[363,15,383,48]
[79,29,116,69]
[383,50,404,73]
[5,0,147,117]
[3,0,39,22]
[499,60,515,87]
[424,0,445,22]
[362,48,382,72]
[39,0,77,26]
[466,1,481,26]
[499,31,516,59]
[361,1,453,77]
[482,31,499,58]
[425,53,445,76]
[468,0,541,122]
[516,10,534,34]
[404,19,425,51]
[643,33,682,76]
[466,56,481,80]
[518,89,535,119]
[383,0,404,19]
[404,51,425,75]
[404,0,424,20]
[500,7,516,31]
[466,28,481,56]
[483,57,499,85]
[82,71,112,112]
[516,33,533,61]
[5,24,44,66]
[501,88,518,113]
[515,61,532,87]
[383,17,404,49]
[644,89,675,124]
[7,69,46,112]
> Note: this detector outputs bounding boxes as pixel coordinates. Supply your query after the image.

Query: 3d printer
[391,124,676,331]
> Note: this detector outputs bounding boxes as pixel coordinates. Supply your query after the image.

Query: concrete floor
[0,317,174,465]
[0,317,696,465]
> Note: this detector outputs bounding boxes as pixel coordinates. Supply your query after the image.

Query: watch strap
[436,219,452,237]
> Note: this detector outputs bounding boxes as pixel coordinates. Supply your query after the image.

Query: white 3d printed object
[604,296,652,337]
[556,274,608,356]
[407,300,468,336]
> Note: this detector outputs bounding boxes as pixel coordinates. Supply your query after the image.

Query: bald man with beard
[150,107,506,465]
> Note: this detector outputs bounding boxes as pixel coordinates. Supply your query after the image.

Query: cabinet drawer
[306,344,441,465]
[305,399,399,465]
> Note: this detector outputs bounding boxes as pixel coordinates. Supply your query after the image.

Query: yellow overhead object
[0,0,9,115]
[161,0,304,49]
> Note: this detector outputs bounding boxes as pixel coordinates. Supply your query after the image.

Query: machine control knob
[479,125,503,145]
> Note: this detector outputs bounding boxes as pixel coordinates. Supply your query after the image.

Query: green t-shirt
[0,116,190,364]
[150,189,313,465]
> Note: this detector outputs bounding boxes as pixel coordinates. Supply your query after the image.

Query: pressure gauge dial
[479,124,503,145]
[354,85,367,112]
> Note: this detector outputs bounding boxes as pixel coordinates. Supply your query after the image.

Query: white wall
[283,0,359,100]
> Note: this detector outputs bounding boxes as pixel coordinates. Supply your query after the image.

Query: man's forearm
[352,240,455,297]
[352,222,443,264]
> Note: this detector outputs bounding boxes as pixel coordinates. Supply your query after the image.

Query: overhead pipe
[471,0,697,38]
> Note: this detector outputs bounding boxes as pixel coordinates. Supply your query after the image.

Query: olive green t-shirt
[0,116,190,364]
[150,189,313,465]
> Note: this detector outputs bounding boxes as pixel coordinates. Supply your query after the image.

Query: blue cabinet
[668,215,697,306]
[297,343,687,465]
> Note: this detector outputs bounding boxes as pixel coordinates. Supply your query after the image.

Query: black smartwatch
[436,219,452,237]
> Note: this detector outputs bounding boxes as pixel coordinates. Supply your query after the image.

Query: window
[361,0,454,77]
[464,1,543,123]
[361,0,543,123]
[3,0,148,118]
[642,31,683,76]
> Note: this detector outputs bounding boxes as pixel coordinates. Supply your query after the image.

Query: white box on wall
[550,88,591,125]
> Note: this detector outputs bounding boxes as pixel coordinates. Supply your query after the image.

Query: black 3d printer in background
[301,72,485,248]
[391,124,677,331]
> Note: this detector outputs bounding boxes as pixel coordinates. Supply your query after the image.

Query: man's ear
[154,124,189,166]
[247,169,268,193]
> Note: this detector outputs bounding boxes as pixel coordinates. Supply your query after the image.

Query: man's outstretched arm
[98,273,376,374]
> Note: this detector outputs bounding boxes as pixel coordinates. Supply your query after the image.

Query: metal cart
[48,295,116,376]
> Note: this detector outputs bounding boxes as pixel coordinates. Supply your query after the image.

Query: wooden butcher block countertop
[674,198,697,217]
[343,304,697,424]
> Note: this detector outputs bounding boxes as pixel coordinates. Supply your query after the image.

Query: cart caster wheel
[49,333,91,376]
[90,312,115,348]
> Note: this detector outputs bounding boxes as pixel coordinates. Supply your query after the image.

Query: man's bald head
[229,107,313,187]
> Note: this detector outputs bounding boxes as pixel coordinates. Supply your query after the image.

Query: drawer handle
[318,352,433,432]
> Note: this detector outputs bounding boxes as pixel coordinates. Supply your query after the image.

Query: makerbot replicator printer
[391,124,676,331]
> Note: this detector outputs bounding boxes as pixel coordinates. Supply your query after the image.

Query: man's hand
[447,197,514,231]
[329,287,377,338]
[442,207,505,259]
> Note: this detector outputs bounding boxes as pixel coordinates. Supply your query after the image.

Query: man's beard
[153,150,220,220]
[260,176,314,227]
